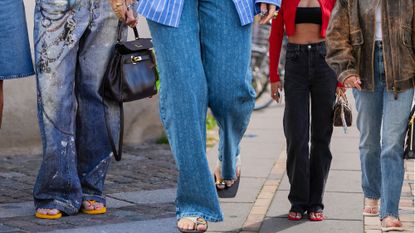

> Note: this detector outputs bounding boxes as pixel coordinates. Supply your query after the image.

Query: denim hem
[0,71,35,80]
[82,194,106,206]
[218,155,240,180]
[364,194,381,200]
[35,199,79,215]
[380,213,400,220]
[177,212,224,222]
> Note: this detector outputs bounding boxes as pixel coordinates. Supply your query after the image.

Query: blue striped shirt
[136,0,281,27]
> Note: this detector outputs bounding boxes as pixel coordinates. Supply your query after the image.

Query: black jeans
[283,42,337,213]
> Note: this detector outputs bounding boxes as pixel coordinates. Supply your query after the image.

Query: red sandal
[308,211,325,221]
[288,211,303,221]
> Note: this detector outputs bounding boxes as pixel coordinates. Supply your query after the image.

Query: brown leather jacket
[326,0,415,96]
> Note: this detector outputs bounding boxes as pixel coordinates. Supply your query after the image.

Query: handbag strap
[103,101,124,161]
[101,71,124,161]
[117,21,140,42]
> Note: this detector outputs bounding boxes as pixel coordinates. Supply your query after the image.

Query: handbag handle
[116,21,140,42]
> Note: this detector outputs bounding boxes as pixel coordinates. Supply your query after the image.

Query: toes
[197,224,207,231]
[94,203,104,210]
[48,209,59,215]
[82,201,94,210]
[37,209,48,215]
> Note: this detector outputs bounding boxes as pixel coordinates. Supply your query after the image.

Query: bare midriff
[287,23,324,44]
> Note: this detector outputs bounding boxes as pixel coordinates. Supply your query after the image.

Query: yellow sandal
[35,209,62,220]
[81,200,107,215]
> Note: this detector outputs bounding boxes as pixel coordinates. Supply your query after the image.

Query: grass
[156,113,219,147]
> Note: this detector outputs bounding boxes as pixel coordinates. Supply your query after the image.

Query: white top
[375,4,382,41]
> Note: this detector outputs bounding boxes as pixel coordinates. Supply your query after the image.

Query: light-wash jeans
[353,42,414,219]
[147,0,255,222]
[33,0,123,215]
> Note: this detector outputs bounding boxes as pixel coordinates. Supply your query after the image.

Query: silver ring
[260,10,268,17]
[127,3,133,10]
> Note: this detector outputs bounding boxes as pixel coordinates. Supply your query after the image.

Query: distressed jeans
[33,0,122,215]
[147,0,255,222]
[353,42,414,219]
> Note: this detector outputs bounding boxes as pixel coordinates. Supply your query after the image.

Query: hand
[110,0,138,27]
[343,75,362,90]
[259,3,278,24]
[271,81,283,103]
[336,86,346,97]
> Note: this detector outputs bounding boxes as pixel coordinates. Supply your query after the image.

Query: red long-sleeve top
[269,0,337,84]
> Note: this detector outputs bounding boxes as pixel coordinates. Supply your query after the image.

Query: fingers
[271,82,282,102]
[343,75,362,90]
[111,0,126,21]
[125,8,138,27]
[125,0,138,27]
[259,4,277,24]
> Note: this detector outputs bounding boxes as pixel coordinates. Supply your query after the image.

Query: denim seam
[82,194,106,205]
[0,71,35,79]
[381,213,400,220]
[35,199,79,215]
[364,194,381,200]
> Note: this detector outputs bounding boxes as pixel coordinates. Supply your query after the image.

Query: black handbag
[404,105,415,159]
[100,21,158,161]
[333,94,352,133]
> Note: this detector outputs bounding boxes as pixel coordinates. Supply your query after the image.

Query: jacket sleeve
[412,2,415,51]
[325,0,359,84]
[269,7,284,83]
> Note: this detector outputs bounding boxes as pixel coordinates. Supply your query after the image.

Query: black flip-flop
[214,173,241,198]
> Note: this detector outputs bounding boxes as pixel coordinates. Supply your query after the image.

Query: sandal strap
[179,217,208,230]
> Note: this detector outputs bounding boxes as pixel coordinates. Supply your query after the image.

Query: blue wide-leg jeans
[147,0,255,222]
[33,0,122,215]
[353,42,414,219]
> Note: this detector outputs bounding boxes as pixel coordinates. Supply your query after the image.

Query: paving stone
[259,218,362,233]
[108,188,176,204]
[325,170,362,193]
[220,178,265,203]
[208,203,253,233]
[0,224,20,233]
[0,144,178,204]
[0,202,33,218]
[42,217,177,233]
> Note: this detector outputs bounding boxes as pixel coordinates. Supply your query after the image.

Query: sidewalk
[0,95,414,232]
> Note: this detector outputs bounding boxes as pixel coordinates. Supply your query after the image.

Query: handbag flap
[116,38,153,54]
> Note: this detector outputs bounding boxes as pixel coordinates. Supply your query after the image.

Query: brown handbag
[100,21,158,161]
[333,94,352,132]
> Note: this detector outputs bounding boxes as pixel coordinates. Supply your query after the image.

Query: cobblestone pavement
[0,144,178,232]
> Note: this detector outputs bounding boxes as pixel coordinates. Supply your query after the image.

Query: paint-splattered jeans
[33,0,123,215]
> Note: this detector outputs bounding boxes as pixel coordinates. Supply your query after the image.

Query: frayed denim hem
[35,199,80,215]
[177,212,224,222]
[82,194,106,206]
[0,71,35,80]
[380,213,400,220]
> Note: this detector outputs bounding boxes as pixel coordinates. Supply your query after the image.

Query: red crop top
[269,0,336,83]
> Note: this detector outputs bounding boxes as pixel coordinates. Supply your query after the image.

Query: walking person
[33,0,136,219]
[269,0,343,221]
[135,0,279,232]
[326,0,415,231]
[0,0,34,128]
